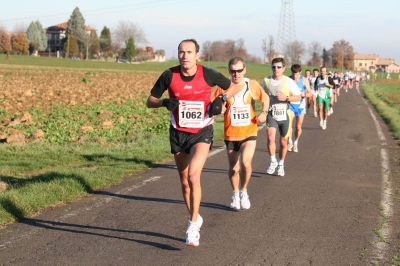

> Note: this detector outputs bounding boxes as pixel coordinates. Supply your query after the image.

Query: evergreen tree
[124,36,135,61]
[67,7,86,53]
[89,30,100,59]
[26,20,48,54]
[63,33,79,57]
[99,26,112,54]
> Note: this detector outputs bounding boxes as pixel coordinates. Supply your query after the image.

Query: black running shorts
[266,112,291,138]
[169,125,213,154]
[224,136,257,152]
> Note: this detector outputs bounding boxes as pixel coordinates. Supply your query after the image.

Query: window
[365,63,367,66]
[359,63,362,66]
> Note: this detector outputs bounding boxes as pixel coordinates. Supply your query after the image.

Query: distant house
[386,62,400,73]
[353,53,399,73]
[45,22,96,55]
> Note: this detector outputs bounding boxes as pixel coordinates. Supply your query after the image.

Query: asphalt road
[1,86,399,266]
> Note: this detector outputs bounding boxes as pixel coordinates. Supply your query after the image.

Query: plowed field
[0,69,159,114]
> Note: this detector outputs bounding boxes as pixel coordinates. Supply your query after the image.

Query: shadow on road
[93,190,235,211]
[21,218,182,251]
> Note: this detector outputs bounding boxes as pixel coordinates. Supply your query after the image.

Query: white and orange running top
[213,78,268,141]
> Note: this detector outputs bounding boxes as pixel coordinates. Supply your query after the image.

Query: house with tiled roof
[353,53,400,73]
[45,22,96,55]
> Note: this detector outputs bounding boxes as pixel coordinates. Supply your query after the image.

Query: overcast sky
[1,0,399,63]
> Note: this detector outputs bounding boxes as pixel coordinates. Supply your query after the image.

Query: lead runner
[146,39,241,247]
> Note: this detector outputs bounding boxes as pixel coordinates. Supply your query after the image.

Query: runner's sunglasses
[272,65,283,69]
[229,68,245,74]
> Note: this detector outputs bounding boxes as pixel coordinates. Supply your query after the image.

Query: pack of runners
[147,40,360,247]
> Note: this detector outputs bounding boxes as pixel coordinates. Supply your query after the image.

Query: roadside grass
[362,82,400,139]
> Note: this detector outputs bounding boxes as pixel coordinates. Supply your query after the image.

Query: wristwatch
[222,94,228,102]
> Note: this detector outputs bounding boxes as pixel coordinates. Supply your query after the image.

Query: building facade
[353,53,400,73]
[45,22,96,55]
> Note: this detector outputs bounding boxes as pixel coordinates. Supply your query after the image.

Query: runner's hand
[209,97,224,116]
[162,98,179,111]
[257,112,267,123]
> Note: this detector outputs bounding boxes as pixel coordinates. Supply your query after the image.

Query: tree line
[259,34,355,69]
[1,8,355,68]
[0,7,164,61]
[199,35,355,69]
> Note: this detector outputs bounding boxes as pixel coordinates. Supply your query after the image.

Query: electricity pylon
[276,0,296,56]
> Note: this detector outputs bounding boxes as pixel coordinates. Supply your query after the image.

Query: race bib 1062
[178,100,204,128]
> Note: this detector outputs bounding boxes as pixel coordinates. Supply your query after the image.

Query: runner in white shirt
[262,57,301,176]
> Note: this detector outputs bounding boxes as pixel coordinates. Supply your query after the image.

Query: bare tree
[201,40,213,61]
[262,36,276,64]
[261,38,267,63]
[308,41,322,66]
[0,24,6,41]
[75,28,97,60]
[112,21,147,52]
[284,40,305,65]
[13,23,28,33]
[225,39,236,57]
[235,38,247,58]
[330,39,354,69]
[0,30,12,59]
[201,39,250,62]
[267,35,275,63]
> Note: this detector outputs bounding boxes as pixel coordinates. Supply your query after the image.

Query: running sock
[288,138,293,144]
[271,156,277,162]
[294,140,298,145]
[278,160,284,166]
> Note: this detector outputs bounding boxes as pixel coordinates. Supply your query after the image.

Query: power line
[0,0,191,27]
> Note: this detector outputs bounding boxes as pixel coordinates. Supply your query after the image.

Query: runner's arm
[146,69,172,108]
[303,78,312,97]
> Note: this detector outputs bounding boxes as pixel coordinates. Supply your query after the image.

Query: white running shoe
[186,222,200,246]
[335,98,337,103]
[293,143,298,153]
[319,120,323,128]
[314,111,317,118]
[288,142,293,152]
[266,160,278,175]
[346,89,348,92]
[230,192,240,210]
[322,121,327,130]
[240,190,251,210]
[277,165,285,176]
[330,108,333,115]
[187,214,203,229]
[328,109,331,116]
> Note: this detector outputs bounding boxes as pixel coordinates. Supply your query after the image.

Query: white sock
[278,160,284,166]
[271,155,277,162]
[323,120,327,123]
[294,140,298,145]
[288,138,292,144]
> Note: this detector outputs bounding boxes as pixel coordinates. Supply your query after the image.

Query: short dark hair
[313,68,319,72]
[271,57,285,67]
[178,39,200,53]
[291,64,301,73]
[228,57,246,69]
[305,69,311,73]
[320,66,327,72]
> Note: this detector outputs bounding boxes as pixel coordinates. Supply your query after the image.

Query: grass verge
[362,82,400,139]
